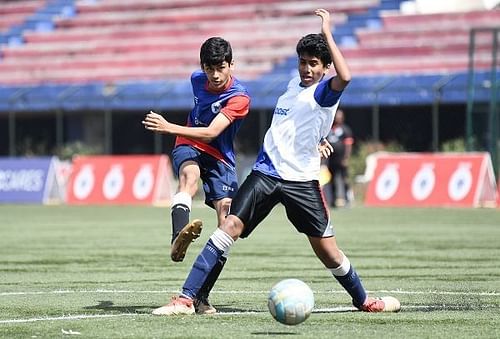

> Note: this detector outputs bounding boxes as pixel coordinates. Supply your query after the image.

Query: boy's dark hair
[200,37,233,67]
[296,33,332,66]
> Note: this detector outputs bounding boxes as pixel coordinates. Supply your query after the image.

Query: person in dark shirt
[326,109,353,207]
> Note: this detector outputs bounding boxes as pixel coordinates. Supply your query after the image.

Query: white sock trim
[172,192,192,210]
[328,251,351,277]
[210,228,234,253]
[179,293,193,301]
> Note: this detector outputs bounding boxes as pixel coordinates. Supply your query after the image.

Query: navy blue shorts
[230,170,334,238]
[172,145,238,208]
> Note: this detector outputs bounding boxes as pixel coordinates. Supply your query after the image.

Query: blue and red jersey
[175,70,250,169]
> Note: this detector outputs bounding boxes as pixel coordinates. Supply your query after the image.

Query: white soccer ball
[267,278,314,325]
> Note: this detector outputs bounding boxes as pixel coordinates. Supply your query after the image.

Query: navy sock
[334,266,367,308]
[171,203,189,243]
[181,239,224,299]
[198,256,227,300]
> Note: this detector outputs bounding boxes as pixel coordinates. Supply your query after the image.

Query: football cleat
[152,296,195,316]
[171,219,203,262]
[194,296,217,315]
[358,296,401,312]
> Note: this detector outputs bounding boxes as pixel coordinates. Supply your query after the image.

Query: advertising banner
[66,155,174,205]
[365,152,497,208]
[0,157,56,204]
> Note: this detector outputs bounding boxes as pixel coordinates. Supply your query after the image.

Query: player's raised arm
[142,110,231,143]
[315,9,351,91]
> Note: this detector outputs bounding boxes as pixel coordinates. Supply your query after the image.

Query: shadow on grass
[83,300,151,314]
[216,305,262,313]
[251,332,299,336]
[403,303,499,312]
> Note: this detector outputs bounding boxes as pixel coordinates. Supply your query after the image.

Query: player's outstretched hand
[142,110,171,134]
[318,138,334,159]
[315,8,332,35]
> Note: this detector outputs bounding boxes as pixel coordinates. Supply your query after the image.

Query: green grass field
[1,205,499,338]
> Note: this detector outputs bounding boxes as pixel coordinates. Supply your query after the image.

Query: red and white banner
[66,155,174,205]
[365,152,497,208]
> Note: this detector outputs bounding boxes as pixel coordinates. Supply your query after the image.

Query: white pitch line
[0,313,138,324]
[376,289,500,296]
[1,289,499,297]
[3,302,500,325]
[3,304,498,324]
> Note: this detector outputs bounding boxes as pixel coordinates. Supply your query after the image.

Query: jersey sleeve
[220,95,250,122]
[314,78,342,107]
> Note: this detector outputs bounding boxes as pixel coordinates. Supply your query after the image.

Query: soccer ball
[267,278,314,325]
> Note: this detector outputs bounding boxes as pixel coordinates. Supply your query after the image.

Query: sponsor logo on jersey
[211,101,222,114]
[193,116,208,127]
[222,185,235,192]
[274,107,289,116]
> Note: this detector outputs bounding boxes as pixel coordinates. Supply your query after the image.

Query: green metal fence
[466,27,499,174]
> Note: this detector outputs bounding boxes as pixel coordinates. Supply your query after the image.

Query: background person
[325,109,354,207]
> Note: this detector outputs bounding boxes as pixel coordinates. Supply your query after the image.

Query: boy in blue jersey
[151,9,400,316]
[142,37,250,314]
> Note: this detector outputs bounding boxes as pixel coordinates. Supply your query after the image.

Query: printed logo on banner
[133,165,154,200]
[0,169,45,192]
[0,157,55,204]
[411,164,436,201]
[448,163,473,201]
[103,165,124,200]
[375,164,400,201]
[73,165,95,200]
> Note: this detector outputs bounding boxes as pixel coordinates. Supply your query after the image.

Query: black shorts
[229,170,334,238]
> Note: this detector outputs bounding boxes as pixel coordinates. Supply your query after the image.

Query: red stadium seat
[1,0,497,84]
[0,0,356,84]
[0,0,43,15]
[346,8,500,75]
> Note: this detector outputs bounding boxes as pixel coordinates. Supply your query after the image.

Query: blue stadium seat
[0,0,498,110]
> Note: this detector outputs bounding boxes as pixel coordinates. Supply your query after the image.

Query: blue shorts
[172,145,238,208]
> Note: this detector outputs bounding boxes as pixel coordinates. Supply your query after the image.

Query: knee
[220,215,243,240]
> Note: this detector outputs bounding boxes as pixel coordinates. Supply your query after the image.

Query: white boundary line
[1,289,498,324]
[0,314,137,324]
[1,289,499,297]
[1,304,499,324]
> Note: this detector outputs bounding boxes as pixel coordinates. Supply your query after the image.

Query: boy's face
[202,61,234,91]
[298,54,329,87]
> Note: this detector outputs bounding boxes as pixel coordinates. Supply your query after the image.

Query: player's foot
[152,296,195,316]
[171,219,203,262]
[358,296,401,312]
[194,296,217,314]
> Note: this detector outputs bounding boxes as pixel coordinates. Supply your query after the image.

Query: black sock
[171,203,190,243]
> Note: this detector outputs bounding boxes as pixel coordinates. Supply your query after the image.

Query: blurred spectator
[325,109,353,207]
